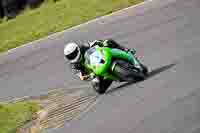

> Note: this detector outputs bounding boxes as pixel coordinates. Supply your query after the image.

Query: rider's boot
[127,48,136,55]
[127,49,145,72]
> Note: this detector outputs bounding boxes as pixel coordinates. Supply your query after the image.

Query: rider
[64,39,136,81]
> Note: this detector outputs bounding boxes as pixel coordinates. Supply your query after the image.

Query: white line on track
[5,0,153,55]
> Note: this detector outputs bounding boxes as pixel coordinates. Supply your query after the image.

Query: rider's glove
[79,73,89,80]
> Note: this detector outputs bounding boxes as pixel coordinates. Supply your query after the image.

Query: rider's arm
[70,63,91,81]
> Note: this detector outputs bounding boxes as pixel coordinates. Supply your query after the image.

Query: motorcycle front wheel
[91,77,113,94]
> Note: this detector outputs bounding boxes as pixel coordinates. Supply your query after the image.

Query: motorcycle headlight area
[90,51,105,65]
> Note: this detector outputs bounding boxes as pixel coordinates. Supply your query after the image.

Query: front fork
[91,76,113,94]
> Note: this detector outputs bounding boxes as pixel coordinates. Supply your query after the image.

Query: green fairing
[84,46,137,80]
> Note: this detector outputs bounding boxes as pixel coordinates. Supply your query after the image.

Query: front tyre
[91,77,112,94]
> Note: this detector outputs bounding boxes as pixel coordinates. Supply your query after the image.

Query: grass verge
[0,101,40,133]
[0,0,143,53]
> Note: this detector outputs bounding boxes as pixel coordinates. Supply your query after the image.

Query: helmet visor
[65,47,79,60]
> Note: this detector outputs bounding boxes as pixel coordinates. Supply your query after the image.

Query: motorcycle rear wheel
[112,60,145,81]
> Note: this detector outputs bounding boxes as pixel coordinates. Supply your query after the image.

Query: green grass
[0,101,40,133]
[0,0,143,53]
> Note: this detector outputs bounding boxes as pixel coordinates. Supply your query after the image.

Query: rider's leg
[110,48,140,66]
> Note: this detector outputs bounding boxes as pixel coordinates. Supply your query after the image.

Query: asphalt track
[1,0,200,132]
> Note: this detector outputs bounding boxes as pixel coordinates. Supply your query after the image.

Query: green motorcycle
[83,45,148,94]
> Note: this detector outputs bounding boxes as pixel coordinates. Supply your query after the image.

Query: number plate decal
[90,51,102,65]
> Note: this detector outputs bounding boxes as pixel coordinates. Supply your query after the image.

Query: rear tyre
[91,77,113,94]
[140,63,148,76]
[113,60,145,81]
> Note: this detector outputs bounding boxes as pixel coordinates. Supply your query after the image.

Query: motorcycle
[83,45,148,94]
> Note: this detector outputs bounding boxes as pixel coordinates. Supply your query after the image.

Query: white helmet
[64,42,81,63]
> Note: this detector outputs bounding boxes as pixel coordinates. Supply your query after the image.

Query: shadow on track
[106,63,177,94]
